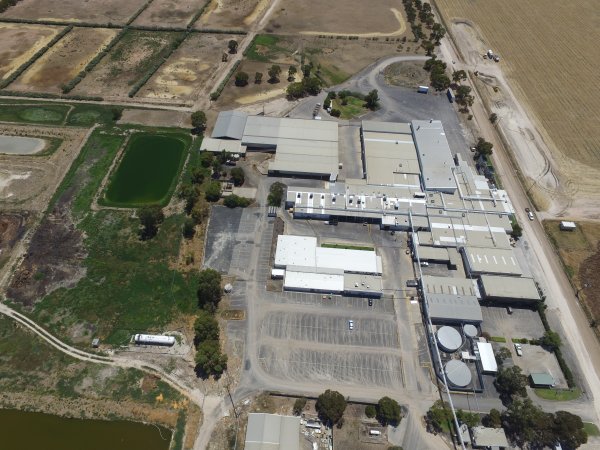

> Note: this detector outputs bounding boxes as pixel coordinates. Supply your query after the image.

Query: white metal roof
[476,341,498,373]
[284,269,344,293]
[274,235,317,268]
[200,137,245,154]
[245,413,300,450]
[412,120,457,193]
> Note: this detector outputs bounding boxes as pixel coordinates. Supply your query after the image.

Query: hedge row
[186,0,210,29]
[210,60,240,101]
[62,27,129,94]
[0,17,122,28]
[0,89,103,101]
[0,0,21,13]
[537,301,575,388]
[128,32,188,98]
[0,25,73,90]
[126,0,154,26]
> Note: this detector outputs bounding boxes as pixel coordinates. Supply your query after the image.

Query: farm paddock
[0,0,147,25]
[436,0,600,216]
[195,0,266,31]
[138,33,236,101]
[132,0,206,28]
[10,27,117,94]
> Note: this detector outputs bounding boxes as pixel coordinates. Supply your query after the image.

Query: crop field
[436,0,600,211]
[73,30,182,98]
[1,0,147,25]
[10,27,117,94]
[195,0,266,30]
[103,133,187,207]
[138,33,235,101]
[132,0,205,27]
[0,23,61,80]
[266,0,406,36]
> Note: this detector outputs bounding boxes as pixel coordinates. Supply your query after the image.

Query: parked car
[507,306,513,314]
[514,343,523,356]
[348,320,354,330]
[528,211,535,221]
[368,299,373,307]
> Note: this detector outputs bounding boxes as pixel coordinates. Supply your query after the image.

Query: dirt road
[436,22,600,424]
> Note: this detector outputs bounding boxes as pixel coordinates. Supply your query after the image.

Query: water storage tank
[134,334,176,346]
[445,360,472,388]
[224,283,233,293]
[463,324,478,338]
[437,326,462,353]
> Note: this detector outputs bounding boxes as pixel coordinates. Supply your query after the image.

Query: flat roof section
[284,269,345,293]
[200,137,245,154]
[471,426,509,448]
[412,120,457,193]
[362,130,421,186]
[476,341,498,373]
[243,116,338,144]
[274,235,317,268]
[212,110,248,140]
[316,247,382,274]
[479,275,540,301]
[427,293,483,323]
[421,275,479,297]
[362,120,412,134]
[245,413,300,450]
[462,246,523,276]
[343,273,383,297]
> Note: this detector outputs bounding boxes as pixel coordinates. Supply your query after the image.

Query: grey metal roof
[437,326,462,352]
[427,293,483,323]
[445,359,472,387]
[471,426,509,448]
[479,275,540,301]
[412,120,457,193]
[530,372,555,386]
[212,110,248,140]
[421,275,478,297]
[462,246,523,276]
[362,120,412,134]
[245,414,300,450]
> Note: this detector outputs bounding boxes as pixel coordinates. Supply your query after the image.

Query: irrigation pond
[0,409,171,450]
[104,133,187,207]
[0,135,46,155]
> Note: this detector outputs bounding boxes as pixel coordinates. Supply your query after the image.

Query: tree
[286,82,306,99]
[183,217,196,239]
[365,405,376,418]
[230,167,245,186]
[495,366,528,400]
[330,108,341,117]
[288,65,297,81]
[315,390,347,426]
[254,71,263,84]
[293,397,307,416]
[430,23,446,44]
[495,346,512,367]
[376,397,402,426]
[431,72,451,90]
[490,113,498,124]
[205,181,221,202]
[302,76,321,96]
[502,398,556,448]
[364,89,380,110]
[235,71,249,86]
[456,409,479,428]
[223,194,250,208]
[138,206,164,240]
[422,40,435,56]
[452,70,467,83]
[301,63,312,78]
[200,151,214,168]
[179,183,201,213]
[268,64,282,82]
[411,23,424,41]
[195,340,227,377]
[554,411,587,449]
[475,137,494,156]
[194,310,219,343]
[482,408,502,428]
[197,268,222,311]
[111,107,122,122]
[191,196,209,224]
[191,110,207,131]
[540,330,562,351]
[267,182,285,206]
[426,400,452,433]
[511,222,523,240]
[455,85,472,104]
[190,167,205,185]
[228,39,238,54]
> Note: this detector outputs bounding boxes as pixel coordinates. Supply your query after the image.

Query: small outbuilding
[530,372,555,388]
[470,426,509,449]
[476,341,498,374]
[559,221,576,231]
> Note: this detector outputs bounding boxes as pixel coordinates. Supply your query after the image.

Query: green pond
[0,409,171,450]
[104,133,186,206]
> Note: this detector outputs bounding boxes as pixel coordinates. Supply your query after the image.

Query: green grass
[333,96,368,119]
[31,127,198,344]
[65,105,122,127]
[534,387,582,401]
[103,133,188,207]
[316,63,349,86]
[511,338,529,344]
[490,336,507,343]
[0,102,70,124]
[246,34,292,62]
[321,243,374,251]
[584,422,600,436]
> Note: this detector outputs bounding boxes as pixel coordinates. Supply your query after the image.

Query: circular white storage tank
[463,324,478,338]
[437,326,462,353]
[224,283,233,293]
[445,360,472,388]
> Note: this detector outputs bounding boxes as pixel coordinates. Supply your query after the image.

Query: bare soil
[119,108,190,128]
[195,0,265,31]
[1,0,147,25]
[11,27,117,93]
[384,61,429,89]
[0,23,61,80]
[74,30,178,98]
[266,0,406,35]
[0,212,29,272]
[133,0,206,27]
[138,33,236,101]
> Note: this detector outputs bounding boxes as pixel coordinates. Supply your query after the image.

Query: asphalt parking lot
[514,343,566,388]
[204,206,244,273]
[481,306,545,341]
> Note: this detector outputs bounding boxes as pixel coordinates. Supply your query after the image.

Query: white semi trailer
[134,334,176,346]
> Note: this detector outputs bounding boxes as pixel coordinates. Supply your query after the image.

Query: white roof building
[476,341,498,374]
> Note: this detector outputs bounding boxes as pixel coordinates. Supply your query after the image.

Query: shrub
[365,405,376,418]
[293,397,307,415]
[223,194,250,208]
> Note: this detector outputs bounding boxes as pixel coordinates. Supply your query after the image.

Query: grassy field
[332,96,368,119]
[543,220,600,330]
[245,35,293,63]
[29,127,198,345]
[533,388,582,401]
[436,0,600,206]
[103,133,187,207]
